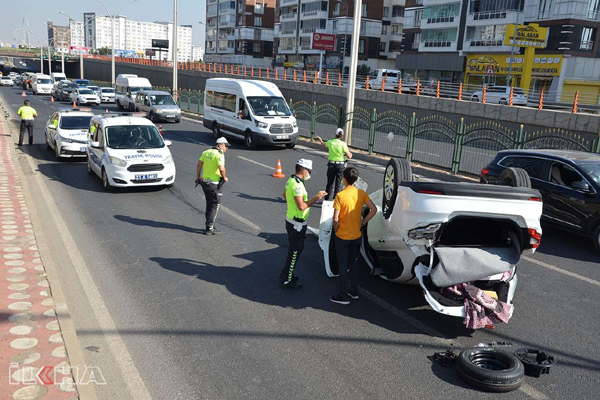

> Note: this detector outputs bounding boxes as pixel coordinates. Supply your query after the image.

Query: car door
[88,121,103,173]
[537,160,592,231]
[46,113,59,148]
[230,97,250,135]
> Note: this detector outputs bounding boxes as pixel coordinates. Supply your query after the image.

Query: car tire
[149,112,156,122]
[212,124,221,139]
[245,131,258,150]
[102,168,113,192]
[54,144,62,161]
[87,158,94,175]
[45,133,52,151]
[117,100,123,110]
[472,95,479,102]
[175,118,181,123]
[285,143,296,149]
[593,225,600,254]
[499,167,531,188]
[76,99,81,107]
[457,348,524,393]
[500,99,508,105]
[382,158,412,220]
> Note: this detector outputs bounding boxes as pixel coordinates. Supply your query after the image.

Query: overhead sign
[504,24,548,48]
[311,33,335,51]
[152,39,169,49]
[466,54,563,77]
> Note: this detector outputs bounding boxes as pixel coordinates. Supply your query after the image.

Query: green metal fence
[289,100,600,176]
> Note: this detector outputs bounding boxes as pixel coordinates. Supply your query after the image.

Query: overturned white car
[319,158,543,329]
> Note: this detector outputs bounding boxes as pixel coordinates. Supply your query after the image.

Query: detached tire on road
[457,348,524,393]
[499,167,531,188]
[382,158,412,219]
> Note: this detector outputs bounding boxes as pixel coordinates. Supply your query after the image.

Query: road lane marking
[237,156,274,170]
[220,205,261,231]
[523,256,600,287]
[520,383,548,399]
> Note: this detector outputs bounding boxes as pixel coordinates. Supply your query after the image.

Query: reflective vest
[285,175,309,221]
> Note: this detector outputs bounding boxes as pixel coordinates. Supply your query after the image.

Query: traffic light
[65,55,70,61]
[53,55,59,60]
[42,54,47,59]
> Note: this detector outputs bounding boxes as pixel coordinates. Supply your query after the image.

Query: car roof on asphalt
[499,149,600,162]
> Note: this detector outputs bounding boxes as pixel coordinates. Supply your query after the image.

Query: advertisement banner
[152,39,169,49]
[115,49,137,58]
[311,33,335,51]
[504,24,548,48]
[69,46,89,55]
[466,54,563,77]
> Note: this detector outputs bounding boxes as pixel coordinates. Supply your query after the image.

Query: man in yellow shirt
[330,167,377,305]
[196,137,229,235]
[17,100,38,146]
[314,128,353,200]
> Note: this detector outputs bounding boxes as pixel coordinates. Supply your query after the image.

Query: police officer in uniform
[196,137,230,235]
[279,159,327,289]
[17,100,38,146]
[314,128,353,200]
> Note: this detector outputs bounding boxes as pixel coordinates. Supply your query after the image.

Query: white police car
[45,108,95,160]
[87,112,176,191]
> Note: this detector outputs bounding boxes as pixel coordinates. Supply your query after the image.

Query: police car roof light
[97,112,147,118]
[57,107,93,113]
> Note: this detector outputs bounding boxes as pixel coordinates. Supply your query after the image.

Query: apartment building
[398,0,600,96]
[70,21,85,49]
[205,0,275,67]
[47,22,71,53]
[83,13,194,61]
[192,45,205,62]
[273,0,401,71]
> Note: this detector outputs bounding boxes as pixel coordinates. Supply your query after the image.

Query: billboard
[152,39,169,49]
[311,33,335,51]
[465,54,563,77]
[69,46,89,55]
[504,24,548,49]
[115,49,138,58]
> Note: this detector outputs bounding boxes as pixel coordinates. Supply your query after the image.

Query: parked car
[203,78,298,149]
[115,74,152,111]
[52,80,72,99]
[70,88,101,106]
[32,74,54,95]
[134,90,181,123]
[100,87,116,103]
[318,158,543,327]
[45,108,94,160]
[471,85,528,106]
[0,76,13,86]
[72,79,91,88]
[481,149,600,252]
[87,112,176,190]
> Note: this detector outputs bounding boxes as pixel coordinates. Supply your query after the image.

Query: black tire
[472,95,479,102]
[285,143,296,149]
[457,348,524,393]
[102,169,113,192]
[54,143,62,160]
[175,118,181,123]
[149,112,156,122]
[45,133,52,151]
[212,124,221,138]
[593,225,600,254]
[245,131,258,150]
[87,158,94,175]
[382,158,412,219]
[499,167,531,188]
[117,100,123,110]
[500,99,508,105]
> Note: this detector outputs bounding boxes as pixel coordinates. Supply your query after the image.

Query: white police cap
[336,128,344,136]
[216,137,230,146]
[296,158,313,171]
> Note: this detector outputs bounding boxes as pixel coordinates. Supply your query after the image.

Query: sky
[0,0,206,47]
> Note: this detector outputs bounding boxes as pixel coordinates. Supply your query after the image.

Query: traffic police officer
[314,128,353,200]
[279,159,327,289]
[196,137,230,235]
[17,99,38,146]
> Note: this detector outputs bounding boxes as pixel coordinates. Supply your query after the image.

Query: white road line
[220,205,261,231]
[237,156,274,170]
[523,256,600,287]
[520,383,549,399]
[307,226,319,236]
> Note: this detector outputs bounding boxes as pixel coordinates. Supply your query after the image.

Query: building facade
[273,0,403,71]
[192,45,205,61]
[205,0,275,67]
[47,22,71,53]
[69,21,85,49]
[398,0,600,97]
[83,13,194,61]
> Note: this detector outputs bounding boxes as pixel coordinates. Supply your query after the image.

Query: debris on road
[515,348,556,378]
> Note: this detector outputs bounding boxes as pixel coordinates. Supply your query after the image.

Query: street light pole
[173,0,179,97]
[336,0,349,76]
[344,0,362,146]
[29,31,44,74]
[61,11,85,79]
[507,0,523,86]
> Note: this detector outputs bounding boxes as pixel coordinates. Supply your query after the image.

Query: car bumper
[79,98,100,104]
[155,113,181,121]
[254,131,299,145]
[57,142,89,157]
[105,163,176,187]
[101,97,115,102]
[37,88,52,94]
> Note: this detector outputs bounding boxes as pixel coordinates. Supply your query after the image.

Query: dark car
[481,149,600,251]
[58,82,78,101]
[72,79,91,88]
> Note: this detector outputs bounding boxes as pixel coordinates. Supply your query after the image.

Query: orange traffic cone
[272,159,285,178]
[158,125,164,135]
[21,91,27,97]
[50,97,54,103]
[72,102,77,108]
[105,109,109,113]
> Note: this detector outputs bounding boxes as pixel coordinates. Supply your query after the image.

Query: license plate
[80,147,87,152]
[276,135,287,140]
[135,174,158,180]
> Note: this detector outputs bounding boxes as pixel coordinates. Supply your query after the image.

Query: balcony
[277,46,297,54]
[208,0,216,3]
[280,13,298,21]
[587,11,600,21]
[581,40,594,50]
[218,20,235,28]
[462,39,512,53]
[466,9,519,26]
[389,33,404,41]
[300,27,329,35]
[419,40,457,52]
[421,15,458,29]
[206,47,217,53]
[217,34,236,41]
[279,28,297,36]
[219,7,236,15]
[282,0,299,4]
[217,47,235,54]
[390,16,404,25]
[301,10,329,20]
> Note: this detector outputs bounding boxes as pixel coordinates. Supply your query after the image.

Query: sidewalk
[0,117,78,398]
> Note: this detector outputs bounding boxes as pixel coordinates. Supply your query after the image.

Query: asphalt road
[1,85,599,400]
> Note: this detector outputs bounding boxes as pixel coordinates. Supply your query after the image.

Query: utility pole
[344,0,362,146]
[173,0,179,96]
[506,0,522,86]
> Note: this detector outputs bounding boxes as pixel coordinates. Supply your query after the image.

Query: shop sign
[283,62,295,67]
[466,54,563,77]
[504,24,548,48]
[312,33,335,51]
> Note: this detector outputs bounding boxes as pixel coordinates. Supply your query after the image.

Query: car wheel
[175,118,181,123]
[54,143,62,160]
[117,100,123,110]
[500,99,508,105]
[457,348,524,393]
[149,112,156,122]
[102,168,113,192]
[382,158,412,220]
[499,167,531,188]
[285,143,296,149]
[212,124,221,138]
[76,99,81,107]
[87,157,94,175]
[45,133,52,151]
[245,131,258,150]
[593,225,600,253]
[472,95,479,102]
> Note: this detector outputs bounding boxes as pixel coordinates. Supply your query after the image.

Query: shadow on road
[114,215,204,234]
[233,191,285,204]
[426,356,473,390]
[537,223,599,262]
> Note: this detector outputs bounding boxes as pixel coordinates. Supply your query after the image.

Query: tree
[356,64,371,76]
[97,47,112,56]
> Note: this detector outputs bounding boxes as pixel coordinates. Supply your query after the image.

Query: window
[333,2,341,16]
[538,0,554,19]
[333,20,338,31]
[392,6,405,17]
[392,25,400,35]
[238,1,244,12]
[423,3,458,23]
[499,157,544,179]
[581,27,595,50]
[381,25,388,35]
[254,17,262,26]
[254,1,264,14]
[106,125,164,150]
[253,42,261,53]
[548,162,587,188]
[362,4,368,17]
[379,42,386,52]
[238,16,243,25]
[206,90,237,112]
[383,7,389,17]
[359,39,365,53]
[589,0,600,19]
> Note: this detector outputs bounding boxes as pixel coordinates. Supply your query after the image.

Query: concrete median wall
[81,59,600,137]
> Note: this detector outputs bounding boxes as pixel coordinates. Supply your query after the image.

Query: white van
[203,79,299,149]
[115,74,152,111]
[32,74,54,95]
[51,72,67,87]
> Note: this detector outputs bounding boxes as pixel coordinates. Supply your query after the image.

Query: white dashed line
[523,256,600,287]
[237,156,274,170]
